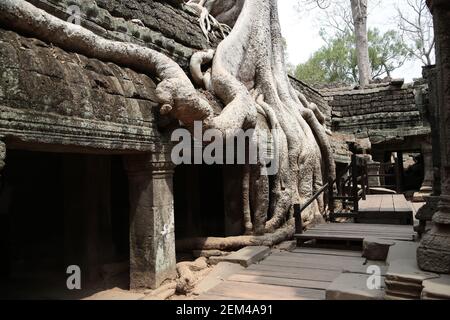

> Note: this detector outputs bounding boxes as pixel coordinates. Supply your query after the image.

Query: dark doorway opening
[174,164,226,242]
[0,150,130,299]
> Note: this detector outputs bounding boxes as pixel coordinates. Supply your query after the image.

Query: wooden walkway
[196,247,365,300]
[297,223,415,243]
[357,194,413,225]
[197,221,415,300]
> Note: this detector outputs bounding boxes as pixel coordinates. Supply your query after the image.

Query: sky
[278,0,431,83]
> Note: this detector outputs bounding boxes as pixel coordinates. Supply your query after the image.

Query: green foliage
[294,28,410,86]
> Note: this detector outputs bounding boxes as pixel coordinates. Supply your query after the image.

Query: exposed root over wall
[0,0,336,249]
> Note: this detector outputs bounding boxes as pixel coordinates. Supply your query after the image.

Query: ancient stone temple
[0,0,449,301]
[0,0,336,298]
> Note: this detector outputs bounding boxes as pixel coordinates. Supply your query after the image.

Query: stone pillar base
[413,189,433,202]
[417,197,450,274]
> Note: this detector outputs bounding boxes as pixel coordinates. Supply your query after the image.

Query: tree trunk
[350,0,371,87]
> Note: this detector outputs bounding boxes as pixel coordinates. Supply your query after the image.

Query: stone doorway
[174,164,226,242]
[0,150,130,299]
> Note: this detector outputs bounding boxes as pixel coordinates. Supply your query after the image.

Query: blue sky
[279,0,431,83]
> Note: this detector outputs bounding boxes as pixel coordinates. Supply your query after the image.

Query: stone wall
[0,28,167,152]
[325,80,431,143]
[0,0,213,152]
[27,0,214,71]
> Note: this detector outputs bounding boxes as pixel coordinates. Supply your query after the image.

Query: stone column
[414,141,434,201]
[417,0,450,273]
[125,152,177,290]
[367,161,381,188]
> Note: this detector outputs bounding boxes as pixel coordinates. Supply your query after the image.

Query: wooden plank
[207,281,325,300]
[393,195,413,212]
[359,195,383,212]
[263,256,365,271]
[311,223,413,231]
[304,229,414,236]
[291,248,362,257]
[261,258,359,272]
[379,195,394,212]
[245,265,342,282]
[270,251,364,263]
[227,274,331,290]
[297,232,413,241]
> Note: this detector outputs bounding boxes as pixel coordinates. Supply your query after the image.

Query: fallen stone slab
[326,273,385,300]
[363,237,395,261]
[192,262,245,296]
[422,275,450,300]
[386,259,440,284]
[386,241,419,264]
[209,246,271,267]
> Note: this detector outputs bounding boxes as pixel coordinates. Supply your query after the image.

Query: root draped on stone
[0,0,336,248]
[176,257,210,294]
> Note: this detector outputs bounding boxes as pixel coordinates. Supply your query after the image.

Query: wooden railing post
[294,204,303,234]
[328,182,335,222]
[396,153,403,194]
[361,158,367,201]
[352,154,359,213]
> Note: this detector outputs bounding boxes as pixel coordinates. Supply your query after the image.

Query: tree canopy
[294,28,410,86]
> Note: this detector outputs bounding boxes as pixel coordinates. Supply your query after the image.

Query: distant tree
[297,0,372,87]
[294,28,410,85]
[396,0,435,66]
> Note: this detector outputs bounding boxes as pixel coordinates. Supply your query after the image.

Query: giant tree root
[176,219,295,251]
[0,0,215,128]
[176,257,210,294]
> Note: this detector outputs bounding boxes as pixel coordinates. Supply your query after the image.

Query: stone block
[386,259,439,284]
[422,275,450,299]
[363,237,395,261]
[326,273,385,300]
[386,241,419,264]
[209,246,271,267]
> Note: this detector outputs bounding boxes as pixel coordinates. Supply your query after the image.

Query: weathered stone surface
[209,246,271,267]
[326,273,385,300]
[323,79,431,147]
[387,241,419,264]
[27,0,213,70]
[0,28,176,152]
[418,1,450,274]
[386,259,439,284]
[422,275,450,299]
[125,154,177,290]
[192,262,245,296]
[362,237,395,261]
